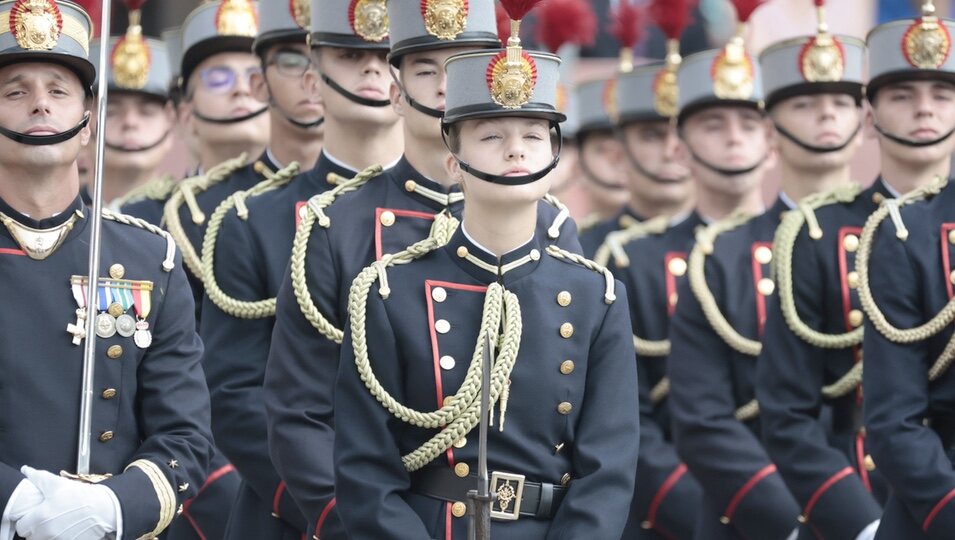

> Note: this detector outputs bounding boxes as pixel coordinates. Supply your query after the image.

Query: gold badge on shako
[349,0,388,42]
[486,50,538,109]
[421,0,468,41]
[216,0,258,37]
[799,33,845,82]
[903,11,951,70]
[289,0,309,30]
[710,38,755,101]
[10,0,62,51]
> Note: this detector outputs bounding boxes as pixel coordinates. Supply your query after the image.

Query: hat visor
[181,36,255,88]
[443,103,566,126]
[0,51,95,88]
[678,98,764,125]
[765,81,864,110]
[388,32,501,67]
[253,29,308,56]
[867,69,955,101]
[310,32,390,51]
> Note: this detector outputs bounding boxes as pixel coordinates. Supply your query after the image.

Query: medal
[134,320,152,349]
[116,314,136,337]
[95,312,117,338]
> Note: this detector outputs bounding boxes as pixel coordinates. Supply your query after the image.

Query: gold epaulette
[290,165,385,342]
[857,175,955,380]
[200,162,302,319]
[162,154,248,279]
[594,214,670,268]
[110,175,177,210]
[102,208,177,273]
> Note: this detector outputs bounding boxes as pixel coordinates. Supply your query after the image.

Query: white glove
[854,519,880,540]
[0,479,44,540]
[15,466,118,540]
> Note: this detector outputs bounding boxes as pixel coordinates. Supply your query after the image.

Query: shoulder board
[162,153,248,279]
[594,214,670,268]
[198,162,303,320]
[542,193,571,241]
[545,245,617,305]
[773,183,864,350]
[102,208,176,273]
[687,210,762,357]
[111,175,177,209]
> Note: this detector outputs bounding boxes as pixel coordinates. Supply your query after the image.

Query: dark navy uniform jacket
[263,158,582,539]
[579,206,641,259]
[199,151,353,540]
[863,179,955,540]
[668,199,807,540]
[333,225,639,539]
[756,181,893,539]
[0,196,212,539]
[614,212,705,540]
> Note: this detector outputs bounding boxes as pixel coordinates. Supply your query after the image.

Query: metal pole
[77,0,114,477]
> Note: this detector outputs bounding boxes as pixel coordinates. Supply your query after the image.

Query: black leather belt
[410,467,568,520]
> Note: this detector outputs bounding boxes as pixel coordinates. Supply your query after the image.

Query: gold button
[797,515,807,524]
[178,483,189,492]
[453,437,467,448]
[559,322,574,339]
[757,278,775,296]
[298,206,307,220]
[848,309,864,327]
[843,234,859,252]
[948,229,955,245]
[454,463,470,477]
[557,291,572,307]
[667,257,687,277]
[560,360,575,375]
[872,192,885,205]
[863,454,876,471]
[405,180,417,192]
[560,473,571,486]
[557,401,573,415]
[451,501,467,518]
[847,271,860,289]
[101,388,117,400]
[950,270,955,285]
[440,355,456,370]
[858,426,867,437]
[530,249,541,261]
[641,521,653,529]
[380,211,396,227]
[435,319,451,334]
[754,246,773,265]
[432,287,447,303]
[99,431,114,442]
[720,516,730,525]
[108,302,125,317]
[669,292,679,307]
[107,345,123,359]
[456,246,468,258]
[109,264,125,279]
[325,173,338,185]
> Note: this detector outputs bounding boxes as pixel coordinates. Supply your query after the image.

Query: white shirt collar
[462,224,534,258]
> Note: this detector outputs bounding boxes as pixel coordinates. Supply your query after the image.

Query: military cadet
[754,3,907,538]
[89,5,176,207]
[332,1,639,536]
[119,26,191,226]
[852,2,955,538]
[0,1,212,539]
[199,0,403,538]
[663,1,822,538]
[160,0,271,314]
[596,2,702,538]
[191,0,340,538]
[261,0,589,537]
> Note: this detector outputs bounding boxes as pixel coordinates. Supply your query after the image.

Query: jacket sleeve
[667,256,800,540]
[333,286,432,540]
[863,221,955,540]
[547,284,640,539]
[757,230,880,539]
[102,252,214,540]
[264,224,343,534]
[198,209,306,531]
[0,465,23,509]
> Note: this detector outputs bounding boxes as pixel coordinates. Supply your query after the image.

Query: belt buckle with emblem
[489,471,524,521]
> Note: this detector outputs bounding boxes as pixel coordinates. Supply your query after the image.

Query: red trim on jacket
[855,432,871,493]
[941,224,955,300]
[315,497,337,538]
[838,227,864,402]
[272,480,287,517]
[375,208,435,261]
[646,464,689,530]
[803,466,853,521]
[664,252,687,317]
[724,464,778,521]
[924,488,955,532]
[180,463,236,540]
[751,242,773,336]
[0,248,25,256]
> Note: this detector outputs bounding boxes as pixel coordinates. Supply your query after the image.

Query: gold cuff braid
[125,459,176,540]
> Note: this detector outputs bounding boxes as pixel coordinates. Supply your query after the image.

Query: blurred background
[94,0,953,217]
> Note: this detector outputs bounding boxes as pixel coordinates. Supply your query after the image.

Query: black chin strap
[193,106,269,124]
[774,122,861,154]
[0,113,91,146]
[104,129,171,153]
[442,123,563,186]
[267,96,325,129]
[686,143,767,177]
[389,67,443,118]
[873,123,955,148]
[320,72,391,108]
